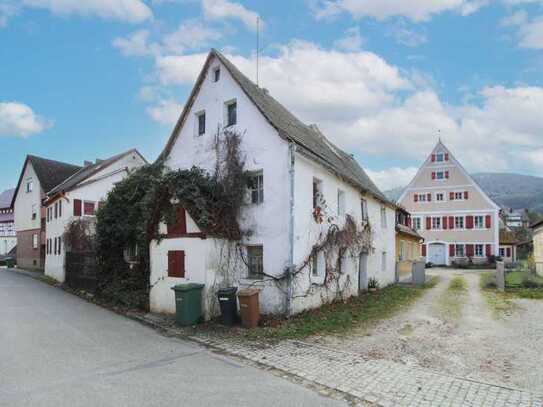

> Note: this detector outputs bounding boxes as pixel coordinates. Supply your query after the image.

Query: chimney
[83,160,92,167]
[95,159,104,164]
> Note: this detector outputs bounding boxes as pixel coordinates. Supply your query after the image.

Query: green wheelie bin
[171,283,205,326]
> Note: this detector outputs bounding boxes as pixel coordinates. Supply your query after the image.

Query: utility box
[237,289,260,328]
[171,283,205,326]
[412,261,426,286]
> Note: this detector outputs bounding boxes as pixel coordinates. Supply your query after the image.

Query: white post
[496,261,505,292]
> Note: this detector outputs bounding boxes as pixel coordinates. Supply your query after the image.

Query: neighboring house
[532,219,543,276]
[43,149,147,283]
[395,207,424,279]
[398,141,500,266]
[11,156,81,270]
[150,49,396,318]
[503,208,529,229]
[499,228,518,264]
[0,188,16,256]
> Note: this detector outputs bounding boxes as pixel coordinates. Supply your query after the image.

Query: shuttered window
[74,199,82,216]
[84,202,95,216]
[168,250,185,278]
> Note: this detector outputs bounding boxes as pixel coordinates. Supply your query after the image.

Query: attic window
[436,152,444,162]
[225,100,237,126]
[26,179,33,193]
[196,111,206,136]
[213,67,220,82]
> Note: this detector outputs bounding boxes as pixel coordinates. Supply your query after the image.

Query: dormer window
[213,67,220,82]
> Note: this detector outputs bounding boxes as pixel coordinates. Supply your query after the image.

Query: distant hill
[384,172,543,213]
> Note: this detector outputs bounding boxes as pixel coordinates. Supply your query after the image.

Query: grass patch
[437,276,467,320]
[238,281,437,341]
[480,272,518,318]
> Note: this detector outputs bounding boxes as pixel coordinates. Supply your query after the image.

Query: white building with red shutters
[43,149,146,282]
[398,141,500,266]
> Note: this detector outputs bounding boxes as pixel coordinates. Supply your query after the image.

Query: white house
[44,149,147,283]
[0,188,16,256]
[150,49,396,318]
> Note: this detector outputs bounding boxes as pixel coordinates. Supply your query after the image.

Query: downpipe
[286,142,296,316]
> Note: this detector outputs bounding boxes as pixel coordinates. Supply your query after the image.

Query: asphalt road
[0,269,346,407]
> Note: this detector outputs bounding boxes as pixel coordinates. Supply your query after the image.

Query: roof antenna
[256,16,260,87]
[437,129,441,143]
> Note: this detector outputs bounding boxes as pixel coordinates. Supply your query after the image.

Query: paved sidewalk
[190,336,543,407]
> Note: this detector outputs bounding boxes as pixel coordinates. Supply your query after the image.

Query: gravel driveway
[312,268,543,394]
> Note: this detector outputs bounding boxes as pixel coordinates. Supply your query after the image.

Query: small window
[54,202,58,219]
[26,180,33,193]
[455,244,465,257]
[412,217,421,230]
[58,200,62,218]
[455,216,464,229]
[360,198,368,221]
[213,67,220,82]
[436,193,444,201]
[247,245,263,279]
[475,244,484,257]
[454,192,464,200]
[84,201,95,216]
[313,178,323,209]
[31,204,37,220]
[196,111,205,136]
[168,250,186,278]
[312,251,325,277]
[380,206,387,228]
[432,217,441,230]
[381,251,387,272]
[474,216,484,229]
[436,152,444,162]
[337,189,346,216]
[33,233,38,249]
[247,171,264,204]
[399,241,405,261]
[436,171,444,180]
[226,100,237,126]
[499,248,505,257]
[416,193,427,202]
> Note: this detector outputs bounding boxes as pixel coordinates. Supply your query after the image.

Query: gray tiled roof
[0,188,14,209]
[28,156,82,193]
[47,149,142,196]
[212,50,389,203]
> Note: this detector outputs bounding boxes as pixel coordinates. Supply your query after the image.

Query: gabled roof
[11,156,82,207]
[0,188,14,210]
[398,140,500,210]
[47,149,146,197]
[159,49,391,205]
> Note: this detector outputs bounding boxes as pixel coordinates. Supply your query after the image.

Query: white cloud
[202,0,260,30]
[112,30,157,57]
[313,0,488,22]
[146,99,183,125]
[0,1,19,27]
[388,26,427,47]
[21,0,152,23]
[502,9,543,49]
[366,167,419,190]
[0,102,50,137]
[333,26,365,51]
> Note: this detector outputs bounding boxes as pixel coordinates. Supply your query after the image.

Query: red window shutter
[73,199,82,216]
[432,172,436,180]
[407,217,412,228]
[445,171,449,179]
[414,194,418,202]
[422,244,426,257]
[466,244,474,257]
[443,216,448,230]
[486,244,492,257]
[464,191,469,200]
[506,247,511,257]
[449,216,455,229]
[485,215,491,228]
[466,216,474,229]
[450,192,454,200]
[431,154,436,162]
[167,207,187,236]
[427,193,432,202]
[426,217,431,230]
[445,153,449,161]
[168,250,185,278]
[449,244,455,257]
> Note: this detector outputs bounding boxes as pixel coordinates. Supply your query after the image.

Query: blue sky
[1,0,543,192]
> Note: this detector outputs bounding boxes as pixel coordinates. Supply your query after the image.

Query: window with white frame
[32,233,38,249]
[399,241,406,261]
[475,244,484,257]
[247,245,263,279]
[380,206,387,228]
[474,215,484,229]
[31,204,37,220]
[412,217,421,230]
[337,189,346,216]
[26,179,33,193]
[360,198,368,222]
[455,216,464,229]
[225,100,237,127]
[312,251,325,277]
[416,193,427,202]
[432,217,441,230]
[247,171,264,204]
[381,251,387,272]
[436,192,444,201]
[436,171,445,180]
[454,192,464,200]
[195,111,205,136]
[436,152,444,162]
[313,178,323,209]
[455,244,465,257]
[213,67,220,82]
[499,248,505,257]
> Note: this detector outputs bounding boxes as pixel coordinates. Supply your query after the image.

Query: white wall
[45,153,146,282]
[290,153,396,313]
[14,163,43,233]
